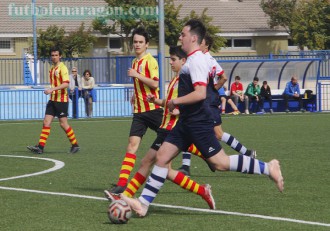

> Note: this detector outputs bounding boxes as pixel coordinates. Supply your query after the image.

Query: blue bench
[225,89,316,113]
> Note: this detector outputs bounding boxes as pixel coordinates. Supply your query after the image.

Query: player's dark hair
[253,77,259,82]
[169,46,187,60]
[132,27,149,43]
[50,46,62,56]
[204,34,214,51]
[235,75,241,80]
[263,80,267,85]
[184,19,206,44]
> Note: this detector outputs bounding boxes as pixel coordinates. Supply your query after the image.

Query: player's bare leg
[120,193,148,217]
[268,159,284,192]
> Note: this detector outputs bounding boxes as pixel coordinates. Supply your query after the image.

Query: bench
[223,89,316,113]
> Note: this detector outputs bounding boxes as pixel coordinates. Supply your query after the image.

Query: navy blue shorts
[165,119,222,159]
[129,108,163,137]
[210,105,222,126]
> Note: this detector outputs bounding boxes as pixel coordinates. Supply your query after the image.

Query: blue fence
[0,87,134,120]
[1,51,330,86]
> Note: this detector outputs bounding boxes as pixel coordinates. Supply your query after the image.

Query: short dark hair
[253,77,259,82]
[83,69,92,77]
[50,46,62,56]
[235,75,241,80]
[263,81,267,85]
[132,27,149,43]
[184,19,206,45]
[204,34,214,50]
[169,46,187,60]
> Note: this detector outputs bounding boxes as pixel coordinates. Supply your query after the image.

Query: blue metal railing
[0,87,134,120]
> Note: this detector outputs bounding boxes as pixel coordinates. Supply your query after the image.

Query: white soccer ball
[108,200,132,224]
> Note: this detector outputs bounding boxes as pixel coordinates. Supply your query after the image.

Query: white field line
[0,156,330,227]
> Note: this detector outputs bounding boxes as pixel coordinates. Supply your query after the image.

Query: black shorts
[150,128,170,151]
[210,105,222,126]
[129,108,163,137]
[45,100,69,118]
[165,119,222,159]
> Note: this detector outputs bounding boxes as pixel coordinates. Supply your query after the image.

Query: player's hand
[44,88,53,95]
[167,99,176,112]
[128,68,138,78]
[146,94,155,103]
[170,108,180,116]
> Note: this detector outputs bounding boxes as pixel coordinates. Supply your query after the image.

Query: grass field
[1,113,330,231]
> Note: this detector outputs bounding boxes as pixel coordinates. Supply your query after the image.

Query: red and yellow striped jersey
[132,53,161,113]
[159,76,179,131]
[49,62,70,102]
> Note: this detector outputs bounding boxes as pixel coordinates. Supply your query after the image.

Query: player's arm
[146,94,165,106]
[128,68,159,89]
[44,82,69,95]
[168,84,206,111]
[214,72,227,90]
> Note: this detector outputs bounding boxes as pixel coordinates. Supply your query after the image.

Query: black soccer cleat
[178,166,191,177]
[27,145,43,154]
[69,145,80,154]
[109,185,126,194]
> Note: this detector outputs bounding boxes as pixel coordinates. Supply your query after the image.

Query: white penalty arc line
[0,187,328,228]
[0,155,65,181]
[0,155,329,228]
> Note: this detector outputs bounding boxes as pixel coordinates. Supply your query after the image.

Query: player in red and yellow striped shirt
[27,47,80,154]
[109,27,163,193]
[105,46,215,210]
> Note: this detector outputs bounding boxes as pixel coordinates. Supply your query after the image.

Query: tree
[261,0,330,50]
[291,0,330,50]
[183,8,226,52]
[94,0,226,53]
[35,24,96,59]
[36,25,65,59]
[64,23,97,58]
[92,0,157,54]
[260,0,297,34]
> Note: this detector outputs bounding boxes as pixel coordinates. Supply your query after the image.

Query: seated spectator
[260,80,273,114]
[244,77,262,113]
[69,67,82,118]
[82,69,95,117]
[230,75,249,114]
[218,86,240,115]
[283,75,305,113]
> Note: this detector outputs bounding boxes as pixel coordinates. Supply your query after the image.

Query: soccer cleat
[104,190,121,202]
[285,109,290,113]
[300,108,306,113]
[120,193,148,217]
[245,110,250,114]
[250,150,257,159]
[232,110,240,115]
[109,185,127,194]
[177,166,190,177]
[69,145,80,154]
[27,145,43,154]
[270,109,274,114]
[201,184,216,210]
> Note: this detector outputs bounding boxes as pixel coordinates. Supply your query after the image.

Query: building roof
[174,0,286,34]
[0,0,286,36]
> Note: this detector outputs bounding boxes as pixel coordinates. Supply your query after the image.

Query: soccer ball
[108,200,132,224]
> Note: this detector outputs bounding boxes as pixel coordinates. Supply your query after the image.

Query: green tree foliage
[64,23,97,58]
[37,25,65,59]
[261,0,330,50]
[92,0,157,54]
[35,24,96,59]
[94,0,226,53]
[291,0,330,50]
[260,0,297,34]
[183,8,226,52]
